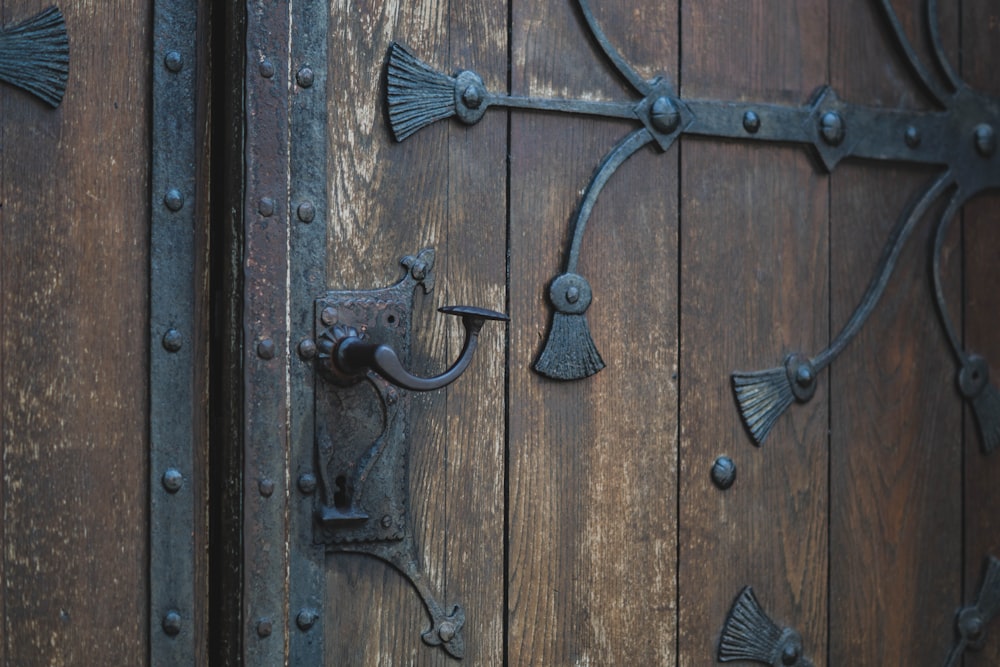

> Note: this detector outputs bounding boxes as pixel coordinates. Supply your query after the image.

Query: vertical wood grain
[828,1,962,664]
[324,0,506,663]
[677,2,829,665]
[1,0,151,663]
[962,0,1000,664]
[508,1,679,664]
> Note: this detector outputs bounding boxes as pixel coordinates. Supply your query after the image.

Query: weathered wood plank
[677,2,829,665]
[828,1,962,664]
[961,0,1000,664]
[324,0,506,663]
[1,0,151,663]
[508,1,679,664]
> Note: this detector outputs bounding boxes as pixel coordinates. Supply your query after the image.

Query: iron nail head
[298,473,317,495]
[904,125,921,148]
[819,110,845,146]
[259,478,275,497]
[296,609,318,631]
[259,58,275,78]
[258,197,274,217]
[257,338,276,360]
[162,468,183,493]
[321,307,338,326]
[297,201,316,223]
[296,66,315,88]
[711,456,736,490]
[163,611,182,637]
[974,123,996,157]
[257,618,272,638]
[164,50,183,72]
[742,110,761,134]
[299,338,317,359]
[164,188,184,212]
[162,328,183,352]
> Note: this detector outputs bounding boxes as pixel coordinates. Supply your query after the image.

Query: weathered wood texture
[324,0,507,663]
[963,1,1000,664]
[678,2,829,665]
[1,0,153,664]
[829,1,962,664]
[508,1,679,664]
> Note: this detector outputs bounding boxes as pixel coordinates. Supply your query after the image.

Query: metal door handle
[319,305,507,391]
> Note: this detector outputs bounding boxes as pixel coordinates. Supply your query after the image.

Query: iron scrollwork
[311,249,506,659]
[387,0,1000,452]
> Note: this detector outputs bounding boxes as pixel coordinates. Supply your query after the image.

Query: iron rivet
[411,261,427,281]
[259,58,275,78]
[742,110,761,134]
[297,201,315,223]
[162,468,183,493]
[296,66,315,88]
[164,189,184,212]
[781,642,801,665]
[650,96,680,134]
[461,84,483,109]
[257,338,276,360]
[257,618,272,638]
[711,456,736,490]
[974,123,996,157]
[321,307,338,326]
[565,286,580,303]
[820,110,845,146]
[298,473,317,495]
[381,515,393,528]
[299,338,317,359]
[795,364,814,387]
[164,50,183,72]
[162,328,183,352]
[439,621,456,642]
[259,478,275,497]
[904,125,921,148]
[258,197,274,217]
[162,611,182,637]
[296,609,318,631]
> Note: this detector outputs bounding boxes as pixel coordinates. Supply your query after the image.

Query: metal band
[243,1,291,663]
[150,0,199,663]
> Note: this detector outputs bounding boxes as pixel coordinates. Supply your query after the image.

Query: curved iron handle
[328,305,507,391]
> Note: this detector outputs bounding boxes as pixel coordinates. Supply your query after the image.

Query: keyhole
[333,474,350,509]
[387,314,396,324]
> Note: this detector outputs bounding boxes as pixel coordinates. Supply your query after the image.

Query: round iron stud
[257,618,273,638]
[258,478,275,498]
[162,329,183,353]
[438,621,457,642]
[258,197,274,217]
[298,338,317,360]
[297,201,316,223]
[296,66,315,88]
[819,110,845,146]
[162,611,182,637]
[742,110,761,134]
[461,84,484,110]
[974,123,996,157]
[259,58,275,78]
[164,50,183,73]
[904,125,921,148]
[257,338,276,360]
[321,307,338,326]
[298,473,317,495]
[650,96,681,134]
[164,188,185,212]
[162,468,183,493]
[296,609,318,631]
[711,456,736,490]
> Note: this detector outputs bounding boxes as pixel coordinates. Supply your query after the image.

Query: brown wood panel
[508,1,679,664]
[829,1,962,664]
[324,0,506,663]
[677,2,829,665]
[962,0,1000,664]
[1,0,150,664]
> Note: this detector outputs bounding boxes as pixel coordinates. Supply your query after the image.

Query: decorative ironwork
[942,555,1000,667]
[386,0,1000,451]
[718,586,813,667]
[312,249,505,659]
[0,6,68,107]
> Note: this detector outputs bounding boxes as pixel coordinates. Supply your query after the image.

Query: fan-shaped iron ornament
[387,0,1000,452]
[0,6,68,108]
[718,586,813,667]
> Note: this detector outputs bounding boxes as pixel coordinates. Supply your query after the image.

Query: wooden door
[227,0,999,666]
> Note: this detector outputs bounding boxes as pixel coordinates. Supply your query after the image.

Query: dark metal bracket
[0,6,68,108]
[308,249,506,659]
[386,0,1000,453]
[942,555,1000,667]
[718,586,814,667]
